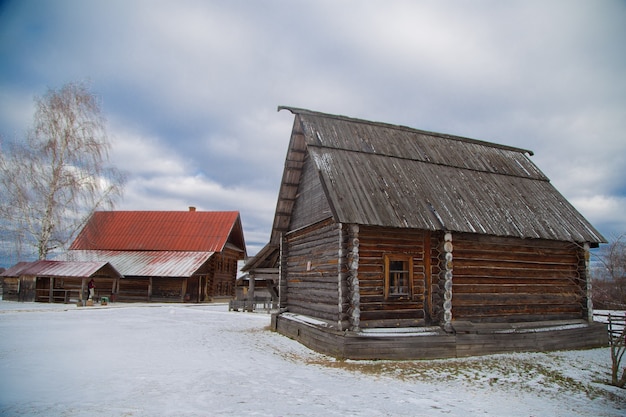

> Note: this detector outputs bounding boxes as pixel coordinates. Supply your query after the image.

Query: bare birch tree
[590,234,626,388]
[593,234,626,309]
[608,313,626,388]
[0,82,125,261]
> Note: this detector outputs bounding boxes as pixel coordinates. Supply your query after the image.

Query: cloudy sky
[0,0,624,266]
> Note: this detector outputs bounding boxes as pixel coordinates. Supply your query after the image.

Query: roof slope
[0,260,122,278]
[273,107,605,244]
[70,211,246,253]
[63,250,213,278]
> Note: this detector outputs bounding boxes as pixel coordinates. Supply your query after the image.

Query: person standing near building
[88,279,95,300]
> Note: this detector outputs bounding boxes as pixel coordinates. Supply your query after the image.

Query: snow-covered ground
[0,301,624,417]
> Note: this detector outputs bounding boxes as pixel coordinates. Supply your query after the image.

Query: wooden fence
[229,299,277,313]
[594,310,626,340]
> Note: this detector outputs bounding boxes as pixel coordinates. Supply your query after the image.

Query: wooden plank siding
[209,249,240,299]
[274,313,607,360]
[451,234,588,323]
[290,153,333,231]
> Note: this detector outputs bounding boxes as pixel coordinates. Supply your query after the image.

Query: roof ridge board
[92,210,240,214]
[278,105,534,156]
[305,142,548,182]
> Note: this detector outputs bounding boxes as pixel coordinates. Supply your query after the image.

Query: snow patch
[282,312,329,327]
[0,301,624,417]
[493,323,588,334]
[358,327,443,337]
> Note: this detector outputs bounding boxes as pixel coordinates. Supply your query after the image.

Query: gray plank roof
[275,107,605,244]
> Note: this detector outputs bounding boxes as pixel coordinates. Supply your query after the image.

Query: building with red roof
[54,208,247,303]
[1,260,122,302]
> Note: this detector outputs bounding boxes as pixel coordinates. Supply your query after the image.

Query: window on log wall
[384,254,413,300]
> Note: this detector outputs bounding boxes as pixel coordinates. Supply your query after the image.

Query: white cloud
[0,87,36,139]
[108,126,187,178]
[571,194,626,237]
[1,0,625,265]
[107,120,279,247]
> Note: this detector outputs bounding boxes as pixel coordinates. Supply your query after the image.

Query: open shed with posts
[243,106,608,359]
[0,260,121,303]
[231,241,280,311]
[59,209,247,303]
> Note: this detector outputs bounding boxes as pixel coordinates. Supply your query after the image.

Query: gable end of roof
[270,107,605,245]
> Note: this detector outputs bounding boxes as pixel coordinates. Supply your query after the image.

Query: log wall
[284,219,344,324]
[117,278,150,302]
[2,277,19,301]
[152,277,184,302]
[357,226,429,328]
[282,217,591,329]
[429,232,445,324]
[451,234,588,323]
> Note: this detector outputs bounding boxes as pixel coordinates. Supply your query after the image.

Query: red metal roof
[70,211,245,253]
[0,260,122,278]
[63,250,213,278]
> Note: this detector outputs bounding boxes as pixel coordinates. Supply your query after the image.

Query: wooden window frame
[384,254,413,301]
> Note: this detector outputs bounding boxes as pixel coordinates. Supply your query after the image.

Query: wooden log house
[243,106,608,359]
[0,260,122,303]
[58,209,246,303]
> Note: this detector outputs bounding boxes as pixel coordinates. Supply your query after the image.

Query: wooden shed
[59,209,247,303]
[244,106,608,359]
[0,260,121,303]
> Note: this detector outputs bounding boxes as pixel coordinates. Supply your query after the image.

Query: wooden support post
[80,278,86,302]
[249,273,255,301]
[584,243,593,322]
[424,230,432,323]
[278,234,287,310]
[348,224,360,332]
[337,223,345,330]
[49,277,54,303]
[181,279,187,302]
[423,231,433,323]
[443,232,453,332]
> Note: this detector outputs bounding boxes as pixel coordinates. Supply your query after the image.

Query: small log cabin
[58,209,246,303]
[244,106,608,359]
[0,260,121,303]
